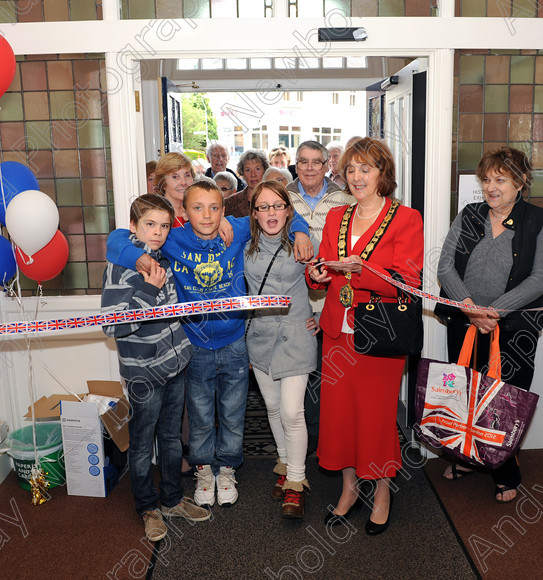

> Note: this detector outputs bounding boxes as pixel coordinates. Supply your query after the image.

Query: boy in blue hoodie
[102,194,211,542]
[106,181,311,508]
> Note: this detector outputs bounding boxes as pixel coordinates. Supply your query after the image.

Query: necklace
[356,197,385,220]
[489,208,508,222]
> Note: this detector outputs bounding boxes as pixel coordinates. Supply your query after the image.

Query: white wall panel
[0,296,121,433]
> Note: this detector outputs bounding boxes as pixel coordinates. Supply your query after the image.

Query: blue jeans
[185,336,249,473]
[127,372,185,515]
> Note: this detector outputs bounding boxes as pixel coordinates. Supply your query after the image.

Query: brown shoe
[282,488,305,519]
[142,508,167,542]
[161,497,212,522]
[272,473,286,501]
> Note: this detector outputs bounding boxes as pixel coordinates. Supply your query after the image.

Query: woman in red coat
[307,138,424,535]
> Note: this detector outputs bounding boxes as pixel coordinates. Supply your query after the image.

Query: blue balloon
[0,235,16,286]
[0,161,39,226]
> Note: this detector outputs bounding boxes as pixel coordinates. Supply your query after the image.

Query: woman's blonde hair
[269,146,291,165]
[153,152,195,195]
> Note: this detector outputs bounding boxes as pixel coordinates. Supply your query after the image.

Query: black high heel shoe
[324,497,362,527]
[365,493,393,536]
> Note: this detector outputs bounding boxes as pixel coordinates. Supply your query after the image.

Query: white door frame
[100,41,453,362]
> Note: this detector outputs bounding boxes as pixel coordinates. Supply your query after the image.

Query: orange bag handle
[457,324,501,381]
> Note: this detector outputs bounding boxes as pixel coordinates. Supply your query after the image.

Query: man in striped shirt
[287,140,351,455]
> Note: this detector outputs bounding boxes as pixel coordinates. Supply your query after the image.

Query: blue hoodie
[106,215,309,350]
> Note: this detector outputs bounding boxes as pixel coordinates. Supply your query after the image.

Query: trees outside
[181,93,218,152]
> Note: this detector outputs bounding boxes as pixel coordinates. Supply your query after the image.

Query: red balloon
[0,37,16,100]
[16,231,69,283]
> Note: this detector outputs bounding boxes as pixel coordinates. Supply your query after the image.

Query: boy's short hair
[183,181,224,209]
[130,194,175,225]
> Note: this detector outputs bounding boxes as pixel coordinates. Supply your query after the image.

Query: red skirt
[317,332,405,479]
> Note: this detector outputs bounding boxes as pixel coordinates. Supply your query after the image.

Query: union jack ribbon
[308,260,494,313]
[0,295,291,337]
[420,368,506,464]
[359,262,498,314]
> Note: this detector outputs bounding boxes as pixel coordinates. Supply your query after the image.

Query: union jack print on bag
[414,326,539,469]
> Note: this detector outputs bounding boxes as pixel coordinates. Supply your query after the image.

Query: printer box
[26,381,130,497]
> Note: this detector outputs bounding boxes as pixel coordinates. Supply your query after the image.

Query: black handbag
[353,271,423,357]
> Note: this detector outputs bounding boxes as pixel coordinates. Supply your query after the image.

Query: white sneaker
[194,464,216,507]
[217,466,238,506]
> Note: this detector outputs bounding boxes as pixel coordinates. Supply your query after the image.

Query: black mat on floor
[243,390,407,458]
[243,390,276,457]
[149,453,478,579]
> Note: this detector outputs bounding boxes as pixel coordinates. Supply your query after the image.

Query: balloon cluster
[0,162,69,286]
[0,39,69,287]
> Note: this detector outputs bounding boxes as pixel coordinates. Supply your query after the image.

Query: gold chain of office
[337,200,400,308]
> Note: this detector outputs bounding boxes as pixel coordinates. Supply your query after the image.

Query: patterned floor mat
[243,390,276,457]
[243,390,407,457]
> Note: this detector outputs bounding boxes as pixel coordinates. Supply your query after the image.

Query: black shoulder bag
[354,270,423,357]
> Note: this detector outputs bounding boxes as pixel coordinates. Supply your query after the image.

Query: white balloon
[5,190,59,258]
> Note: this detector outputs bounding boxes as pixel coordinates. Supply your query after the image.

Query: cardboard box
[25,381,130,497]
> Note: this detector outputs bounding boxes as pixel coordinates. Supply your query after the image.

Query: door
[383,59,428,434]
[159,77,184,155]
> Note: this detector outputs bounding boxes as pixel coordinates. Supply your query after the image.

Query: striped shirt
[287,177,352,312]
[101,236,192,389]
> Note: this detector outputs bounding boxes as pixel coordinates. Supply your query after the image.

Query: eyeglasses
[296,159,326,169]
[254,202,289,212]
[219,186,233,192]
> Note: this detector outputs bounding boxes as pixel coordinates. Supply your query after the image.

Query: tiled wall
[452,49,543,216]
[121,0,438,19]
[0,55,112,295]
[120,0,543,19]
[458,0,543,18]
[0,0,102,22]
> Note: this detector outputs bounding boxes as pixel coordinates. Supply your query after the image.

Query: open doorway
[140,54,417,157]
[139,54,428,439]
[153,87,367,162]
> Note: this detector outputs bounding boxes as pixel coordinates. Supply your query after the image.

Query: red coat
[307,197,424,339]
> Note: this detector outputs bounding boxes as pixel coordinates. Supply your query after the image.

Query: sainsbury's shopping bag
[414,325,539,469]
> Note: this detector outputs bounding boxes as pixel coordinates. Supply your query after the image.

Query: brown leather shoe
[272,474,286,501]
[142,509,167,541]
[282,488,305,519]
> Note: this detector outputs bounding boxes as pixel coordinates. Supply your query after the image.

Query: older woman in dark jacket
[437,147,543,503]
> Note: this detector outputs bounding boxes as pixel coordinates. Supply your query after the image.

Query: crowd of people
[105,139,540,542]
